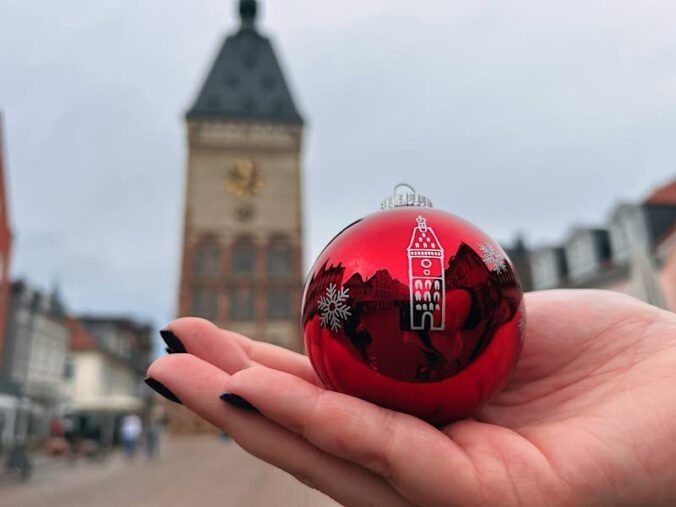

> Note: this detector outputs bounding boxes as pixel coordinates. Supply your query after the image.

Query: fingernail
[144,377,182,404]
[160,329,186,353]
[219,393,258,412]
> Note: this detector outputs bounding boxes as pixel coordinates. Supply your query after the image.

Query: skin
[147,290,676,506]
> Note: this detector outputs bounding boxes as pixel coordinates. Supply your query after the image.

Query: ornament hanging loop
[380,183,433,210]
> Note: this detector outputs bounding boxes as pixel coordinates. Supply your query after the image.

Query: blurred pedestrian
[144,405,165,460]
[120,414,142,459]
[46,418,68,456]
[0,412,5,454]
[64,416,81,462]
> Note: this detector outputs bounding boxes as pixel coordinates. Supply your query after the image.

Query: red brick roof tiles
[645,179,676,205]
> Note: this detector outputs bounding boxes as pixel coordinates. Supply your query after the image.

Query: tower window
[194,240,222,277]
[267,288,292,319]
[230,287,255,321]
[266,238,293,276]
[232,238,257,276]
[191,287,219,321]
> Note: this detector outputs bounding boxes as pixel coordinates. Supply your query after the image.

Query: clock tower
[177,0,304,351]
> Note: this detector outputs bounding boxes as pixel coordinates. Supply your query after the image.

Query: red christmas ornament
[301,185,525,425]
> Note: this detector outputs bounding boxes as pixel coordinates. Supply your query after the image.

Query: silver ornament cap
[380,183,433,210]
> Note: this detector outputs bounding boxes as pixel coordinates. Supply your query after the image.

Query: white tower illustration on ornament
[407,216,445,330]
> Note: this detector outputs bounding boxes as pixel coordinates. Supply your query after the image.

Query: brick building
[0,281,70,446]
[0,115,13,394]
[0,115,15,449]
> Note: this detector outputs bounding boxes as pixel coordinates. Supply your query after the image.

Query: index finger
[165,317,321,386]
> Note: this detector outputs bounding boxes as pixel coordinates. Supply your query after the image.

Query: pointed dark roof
[187,0,303,125]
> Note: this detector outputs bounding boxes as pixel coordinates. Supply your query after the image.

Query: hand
[146,290,676,506]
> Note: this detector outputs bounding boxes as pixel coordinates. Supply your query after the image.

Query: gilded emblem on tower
[226,159,264,198]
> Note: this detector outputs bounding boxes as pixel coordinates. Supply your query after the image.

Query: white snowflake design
[518,305,527,336]
[478,242,507,274]
[317,283,351,332]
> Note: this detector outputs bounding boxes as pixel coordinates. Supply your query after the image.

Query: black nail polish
[160,329,186,353]
[144,377,182,404]
[219,393,258,412]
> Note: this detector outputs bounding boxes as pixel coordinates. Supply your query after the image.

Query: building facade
[177,0,304,351]
[528,246,567,291]
[0,116,14,447]
[526,179,676,310]
[608,203,651,264]
[563,228,612,284]
[64,316,153,446]
[408,216,445,330]
[0,281,70,447]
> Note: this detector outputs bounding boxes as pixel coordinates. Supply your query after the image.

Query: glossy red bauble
[301,206,525,425]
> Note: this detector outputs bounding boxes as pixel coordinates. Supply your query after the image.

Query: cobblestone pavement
[0,436,338,507]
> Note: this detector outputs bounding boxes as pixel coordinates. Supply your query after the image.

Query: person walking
[120,413,142,459]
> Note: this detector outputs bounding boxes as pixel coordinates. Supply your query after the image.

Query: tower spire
[187,0,302,123]
[239,0,258,30]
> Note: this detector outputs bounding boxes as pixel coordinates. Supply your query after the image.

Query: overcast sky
[0,0,674,334]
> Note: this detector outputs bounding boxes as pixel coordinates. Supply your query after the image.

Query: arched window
[266,237,293,276]
[231,238,256,276]
[267,287,292,319]
[194,240,222,277]
[229,287,255,321]
[191,287,219,321]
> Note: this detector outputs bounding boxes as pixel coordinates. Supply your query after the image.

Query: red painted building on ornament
[407,216,445,330]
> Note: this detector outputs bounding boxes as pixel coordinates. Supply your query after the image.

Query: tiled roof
[186,0,302,124]
[66,317,97,350]
[645,179,676,205]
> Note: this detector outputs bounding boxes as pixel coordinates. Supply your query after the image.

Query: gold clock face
[226,159,264,198]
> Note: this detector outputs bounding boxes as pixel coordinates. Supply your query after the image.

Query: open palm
[147,290,676,506]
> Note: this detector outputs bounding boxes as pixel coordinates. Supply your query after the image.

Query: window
[231,238,256,276]
[266,239,293,276]
[63,357,75,380]
[628,211,647,249]
[230,288,255,321]
[610,206,647,263]
[101,364,113,395]
[610,222,628,262]
[567,234,597,281]
[532,250,558,290]
[267,288,292,319]
[567,239,587,279]
[191,287,219,321]
[194,241,222,277]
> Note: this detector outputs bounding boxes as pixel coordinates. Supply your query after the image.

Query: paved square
[1,436,338,507]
